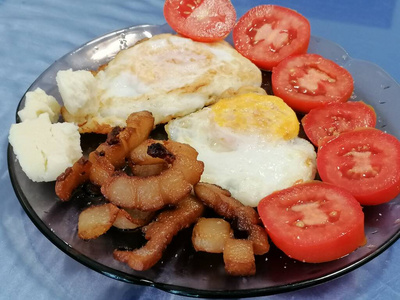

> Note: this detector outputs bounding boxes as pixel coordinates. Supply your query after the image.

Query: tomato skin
[317,128,400,205]
[302,101,377,147]
[233,5,310,70]
[163,0,236,42]
[272,54,354,113]
[258,181,365,263]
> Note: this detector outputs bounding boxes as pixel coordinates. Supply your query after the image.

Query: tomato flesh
[258,181,365,263]
[302,101,377,147]
[233,5,310,70]
[163,0,236,42]
[176,0,200,17]
[317,128,400,205]
[272,54,354,113]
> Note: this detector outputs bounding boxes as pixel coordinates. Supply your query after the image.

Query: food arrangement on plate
[8,0,400,283]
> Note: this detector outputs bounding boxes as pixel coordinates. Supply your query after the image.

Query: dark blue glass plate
[8,24,400,298]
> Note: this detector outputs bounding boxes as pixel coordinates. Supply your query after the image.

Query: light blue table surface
[1,1,399,299]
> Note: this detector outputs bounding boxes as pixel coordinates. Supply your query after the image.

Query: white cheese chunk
[56,69,97,116]
[8,113,82,182]
[18,88,61,123]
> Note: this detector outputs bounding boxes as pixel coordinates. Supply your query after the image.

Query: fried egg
[57,33,262,134]
[166,93,317,207]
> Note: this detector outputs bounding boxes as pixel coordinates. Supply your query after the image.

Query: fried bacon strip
[113,208,155,230]
[129,139,205,185]
[55,157,92,201]
[223,239,256,276]
[78,203,120,240]
[55,111,154,201]
[193,183,269,276]
[129,163,168,177]
[88,150,116,187]
[101,140,204,211]
[192,217,233,253]
[92,111,154,169]
[191,215,261,276]
[193,183,270,255]
[113,195,205,271]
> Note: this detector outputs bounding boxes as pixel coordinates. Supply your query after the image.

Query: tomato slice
[257,181,365,263]
[272,54,354,113]
[233,5,310,71]
[163,0,236,42]
[317,128,400,205]
[302,101,377,147]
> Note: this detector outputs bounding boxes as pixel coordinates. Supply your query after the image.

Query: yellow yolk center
[211,93,300,140]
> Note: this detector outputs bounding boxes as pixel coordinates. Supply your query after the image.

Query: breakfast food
[192,218,233,253]
[192,183,269,275]
[317,128,400,205]
[258,181,365,263]
[18,88,61,123]
[56,69,96,121]
[166,93,317,207]
[112,208,155,230]
[9,87,78,183]
[113,195,205,271]
[233,5,311,70]
[301,101,377,147]
[194,183,270,255]
[78,203,120,240]
[101,139,204,211]
[9,113,81,182]
[55,157,91,201]
[57,109,265,273]
[271,54,354,113]
[55,111,155,200]
[9,1,400,280]
[57,33,263,134]
[163,0,236,42]
[223,238,256,276]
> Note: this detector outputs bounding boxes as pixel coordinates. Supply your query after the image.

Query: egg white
[58,33,262,133]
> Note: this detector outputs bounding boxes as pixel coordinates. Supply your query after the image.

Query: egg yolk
[211,93,300,140]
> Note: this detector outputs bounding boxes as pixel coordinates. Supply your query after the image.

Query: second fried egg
[166,93,317,207]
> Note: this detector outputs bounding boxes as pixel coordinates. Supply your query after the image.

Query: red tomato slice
[302,101,377,147]
[317,128,400,205]
[272,54,354,113]
[257,181,365,263]
[163,0,236,42]
[233,5,310,70]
